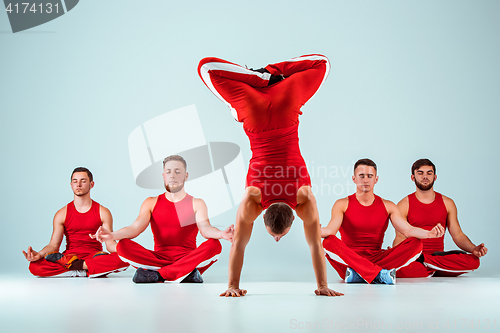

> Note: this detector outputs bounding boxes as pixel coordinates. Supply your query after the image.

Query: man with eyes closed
[93,155,234,283]
[393,159,487,278]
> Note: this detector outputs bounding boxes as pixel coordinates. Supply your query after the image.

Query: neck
[355,190,375,206]
[73,194,93,211]
[164,189,187,202]
[415,187,436,203]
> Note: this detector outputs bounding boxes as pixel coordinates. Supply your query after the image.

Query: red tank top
[246,123,311,209]
[64,200,103,254]
[407,192,447,253]
[339,194,389,253]
[150,193,198,252]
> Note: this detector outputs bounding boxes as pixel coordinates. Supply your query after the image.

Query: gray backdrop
[1,0,498,280]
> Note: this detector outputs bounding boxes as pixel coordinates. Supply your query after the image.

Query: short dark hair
[71,167,93,182]
[264,202,294,234]
[163,155,187,170]
[411,159,436,175]
[354,158,377,174]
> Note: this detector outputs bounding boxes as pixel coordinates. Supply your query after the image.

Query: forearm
[320,227,332,239]
[305,223,328,288]
[227,242,246,288]
[112,226,142,241]
[452,234,476,253]
[309,241,328,288]
[104,240,117,253]
[405,226,432,239]
[200,226,223,240]
[38,244,59,257]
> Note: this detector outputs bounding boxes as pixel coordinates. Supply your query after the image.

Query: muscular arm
[99,206,117,253]
[23,207,66,261]
[93,197,155,242]
[392,197,409,247]
[385,200,445,239]
[296,187,343,296]
[221,187,262,297]
[444,196,487,257]
[320,198,347,238]
[194,198,233,242]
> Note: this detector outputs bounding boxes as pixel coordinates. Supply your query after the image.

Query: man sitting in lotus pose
[23,167,129,278]
[93,155,234,283]
[394,159,487,278]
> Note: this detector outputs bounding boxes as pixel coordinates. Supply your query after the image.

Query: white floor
[1,272,499,333]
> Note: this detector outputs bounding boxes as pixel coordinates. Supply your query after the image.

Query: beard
[415,178,434,191]
[74,189,90,196]
[165,183,184,193]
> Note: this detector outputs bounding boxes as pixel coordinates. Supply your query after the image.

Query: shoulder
[440,194,456,211]
[192,197,207,210]
[333,197,349,211]
[54,205,67,224]
[142,196,159,210]
[397,196,409,207]
[99,204,112,218]
[381,198,397,212]
[246,186,262,196]
[245,186,262,204]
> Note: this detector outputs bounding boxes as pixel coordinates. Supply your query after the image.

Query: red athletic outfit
[29,201,129,278]
[116,194,222,282]
[397,192,479,278]
[323,194,423,283]
[198,55,330,209]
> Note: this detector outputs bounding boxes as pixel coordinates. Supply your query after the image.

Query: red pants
[116,239,222,282]
[29,251,129,278]
[397,251,480,278]
[323,236,422,283]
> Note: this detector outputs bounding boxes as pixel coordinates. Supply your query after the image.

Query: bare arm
[99,206,117,253]
[92,197,155,242]
[320,198,347,238]
[221,187,262,297]
[296,187,343,297]
[444,196,487,257]
[194,198,234,242]
[385,200,445,239]
[392,197,409,247]
[23,207,66,261]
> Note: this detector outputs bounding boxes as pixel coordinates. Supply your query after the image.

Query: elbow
[402,229,413,239]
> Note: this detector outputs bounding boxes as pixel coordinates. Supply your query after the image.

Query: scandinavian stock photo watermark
[289,318,497,331]
[248,161,356,199]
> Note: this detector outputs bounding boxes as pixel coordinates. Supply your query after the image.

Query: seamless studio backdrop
[1,0,498,280]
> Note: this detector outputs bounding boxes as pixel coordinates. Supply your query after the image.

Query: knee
[404,237,423,252]
[204,239,222,255]
[28,261,43,276]
[471,255,480,270]
[116,239,134,256]
[198,57,220,72]
[322,235,338,251]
